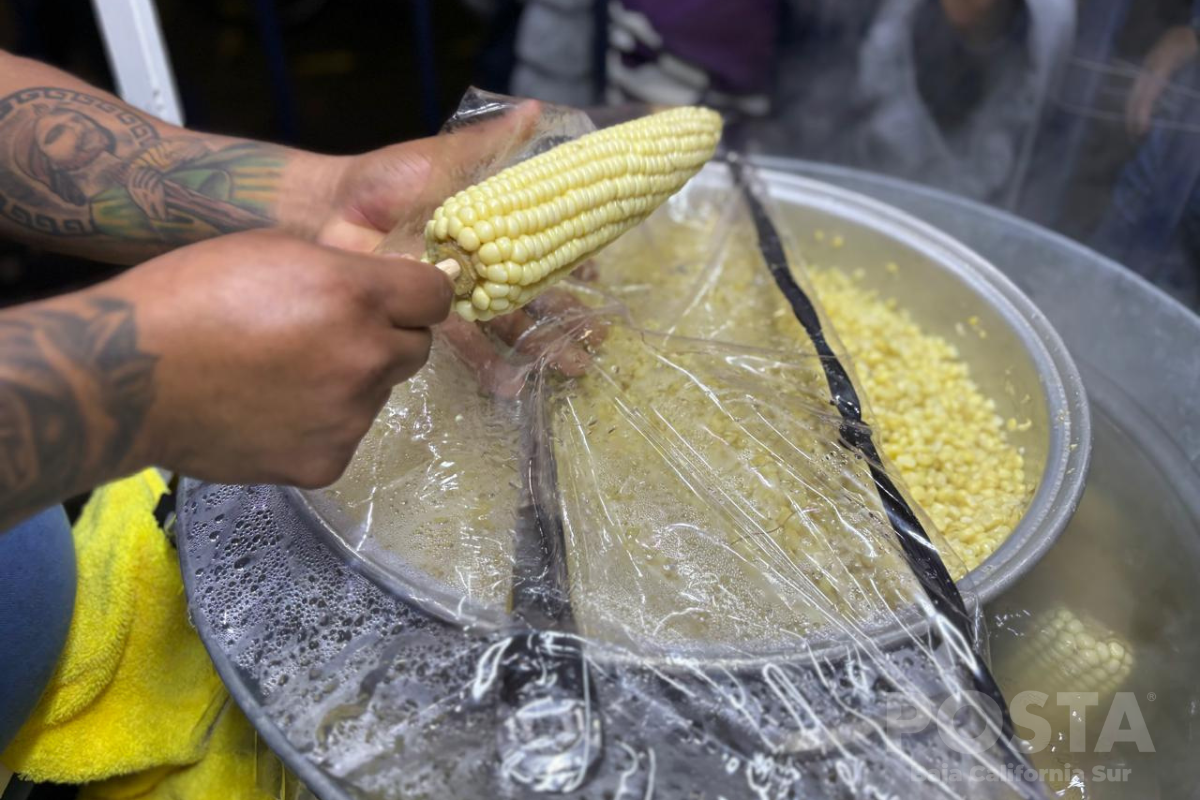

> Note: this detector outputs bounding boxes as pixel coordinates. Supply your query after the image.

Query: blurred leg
[0,506,76,754]
[1091,61,1200,299]
[1091,125,1172,279]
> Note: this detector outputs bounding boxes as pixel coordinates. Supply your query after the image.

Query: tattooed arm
[0,55,599,519]
[0,294,156,523]
[0,51,554,265]
[0,230,452,530]
[0,52,343,263]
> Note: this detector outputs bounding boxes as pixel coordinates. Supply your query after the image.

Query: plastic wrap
[298,91,1052,798]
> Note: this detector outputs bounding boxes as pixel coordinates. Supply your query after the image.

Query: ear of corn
[1001,606,1134,702]
[425,106,723,321]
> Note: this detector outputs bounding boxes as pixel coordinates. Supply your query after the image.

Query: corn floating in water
[1002,606,1134,701]
[424,106,723,321]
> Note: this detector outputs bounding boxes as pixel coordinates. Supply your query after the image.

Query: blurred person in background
[747,0,1034,203]
[474,0,1042,204]
[1091,0,1200,305]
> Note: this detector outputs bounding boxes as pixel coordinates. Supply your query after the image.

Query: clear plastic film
[302,91,1053,798]
[372,88,597,260]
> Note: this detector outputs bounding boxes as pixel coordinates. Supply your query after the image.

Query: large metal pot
[299,166,1091,647]
[176,159,1200,800]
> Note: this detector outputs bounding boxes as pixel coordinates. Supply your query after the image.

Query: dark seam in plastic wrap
[726,154,1018,742]
[496,382,603,793]
[512,383,575,633]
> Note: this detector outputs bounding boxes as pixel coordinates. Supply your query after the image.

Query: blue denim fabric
[1092,60,1200,302]
[0,506,76,753]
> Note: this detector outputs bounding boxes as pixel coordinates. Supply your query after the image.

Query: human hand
[311,101,606,392]
[1127,25,1199,139]
[439,280,609,399]
[110,229,452,487]
[312,101,544,255]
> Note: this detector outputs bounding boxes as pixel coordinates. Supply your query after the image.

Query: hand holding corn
[424,106,723,321]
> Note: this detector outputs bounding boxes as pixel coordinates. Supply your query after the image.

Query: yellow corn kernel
[809,268,1032,573]
[426,106,723,321]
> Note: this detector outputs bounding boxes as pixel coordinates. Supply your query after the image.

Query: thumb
[426,99,544,198]
[365,101,544,256]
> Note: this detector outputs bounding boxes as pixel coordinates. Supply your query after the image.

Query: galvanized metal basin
[177,159,1200,800]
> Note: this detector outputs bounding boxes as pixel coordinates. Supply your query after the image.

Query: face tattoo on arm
[0,87,288,258]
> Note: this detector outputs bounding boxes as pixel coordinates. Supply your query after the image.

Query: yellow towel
[82,703,296,800]
[1,470,227,783]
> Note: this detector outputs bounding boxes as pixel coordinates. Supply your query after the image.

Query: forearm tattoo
[0,297,157,527]
[0,87,285,247]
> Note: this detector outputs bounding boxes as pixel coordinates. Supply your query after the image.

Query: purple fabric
[618,0,780,94]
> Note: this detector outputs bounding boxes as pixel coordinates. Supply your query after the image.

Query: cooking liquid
[988,367,1200,799]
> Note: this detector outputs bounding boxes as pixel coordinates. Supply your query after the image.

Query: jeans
[1091,61,1200,304]
[0,506,76,754]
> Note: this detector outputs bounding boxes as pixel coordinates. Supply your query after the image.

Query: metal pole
[90,0,184,125]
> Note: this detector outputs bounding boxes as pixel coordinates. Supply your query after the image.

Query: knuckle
[292,451,353,489]
[347,342,392,390]
[348,408,379,441]
[430,267,455,313]
[412,327,434,362]
[404,260,453,317]
[311,261,348,294]
[315,272,367,320]
[392,329,432,383]
[289,464,334,490]
[394,360,425,386]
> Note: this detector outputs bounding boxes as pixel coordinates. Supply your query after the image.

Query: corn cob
[1001,606,1134,702]
[424,106,723,321]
